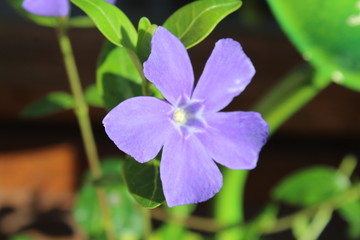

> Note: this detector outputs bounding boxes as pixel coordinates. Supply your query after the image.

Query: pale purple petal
[197,111,268,169]
[103,97,173,163]
[22,0,69,16]
[161,131,222,207]
[143,27,194,105]
[104,0,116,4]
[192,39,255,112]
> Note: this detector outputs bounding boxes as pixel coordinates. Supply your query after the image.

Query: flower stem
[214,65,331,240]
[142,207,152,240]
[297,206,333,240]
[215,170,247,239]
[56,21,115,240]
[253,65,329,133]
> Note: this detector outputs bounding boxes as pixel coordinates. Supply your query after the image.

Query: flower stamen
[173,108,187,125]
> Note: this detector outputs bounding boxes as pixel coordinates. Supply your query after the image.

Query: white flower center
[173,108,187,125]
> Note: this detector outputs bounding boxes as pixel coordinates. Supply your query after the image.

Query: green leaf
[20,92,74,118]
[9,235,35,240]
[267,0,360,91]
[137,17,152,41]
[339,200,360,239]
[272,166,350,206]
[163,0,242,48]
[84,84,104,107]
[74,157,144,239]
[123,158,165,208]
[97,41,143,110]
[70,0,137,49]
[136,18,158,63]
[68,16,96,28]
[7,0,58,27]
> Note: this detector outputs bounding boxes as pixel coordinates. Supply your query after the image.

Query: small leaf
[272,166,350,206]
[70,0,137,49]
[97,41,143,110]
[136,17,158,63]
[74,157,144,239]
[7,0,58,27]
[137,24,158,63]
[339,200,360,239]
[68,16,96,28]
[84,84,104,107]
[123,158,165,208]
[137,17,152,41]
[163,0,242,48]
[21,92,74,118]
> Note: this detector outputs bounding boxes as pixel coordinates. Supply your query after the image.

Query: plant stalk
[56,20,115,240]
[214,65,331,240]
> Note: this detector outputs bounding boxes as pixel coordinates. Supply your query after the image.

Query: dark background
[0,0,360,239]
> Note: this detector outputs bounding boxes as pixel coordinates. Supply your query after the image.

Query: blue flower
[22,0,116,17]
[103,27,269,207]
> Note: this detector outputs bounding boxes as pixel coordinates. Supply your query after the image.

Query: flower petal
[197,111,268,169]
[22,0,69,17]
[103,97,173,163]
[161,131,222,207]
[105,0,116,4]
[143,27,194,105]
[192,39,255,112]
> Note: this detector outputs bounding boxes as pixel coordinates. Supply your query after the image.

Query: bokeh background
[1,0,360,239]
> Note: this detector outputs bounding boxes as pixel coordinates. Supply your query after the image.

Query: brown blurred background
[0,0,360,239]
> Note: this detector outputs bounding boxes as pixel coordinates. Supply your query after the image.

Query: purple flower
[22,0,116,17]
[103,27,269,207]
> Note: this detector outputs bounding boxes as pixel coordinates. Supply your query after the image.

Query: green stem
[152,181,360,234]
[263,182,360,234]
[215,170,247,239]
[298,206,333,240]
[56,21,115,240]
[161,205,195,240]
[125,48,150,96]
[142,207,152,240]
[214,65,331,240]
[253,65,329,133]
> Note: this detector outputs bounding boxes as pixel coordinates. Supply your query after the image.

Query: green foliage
[136,17,158,63]
[68,16,96,28]
[20,91,75,118]
[151,228,204,240]
[339,200,360,239]
[272,166,350,206]
[97,41,143,110]
[123,158,165,208]
[163,0,242,49]
[291,214,310,239]
[84,84,104,107]
[243,205,278,240]
[70,0,137,49]
[74,157,144,239]
[160,205,197,240]
[9,235,35,240]
[267,0,360,91]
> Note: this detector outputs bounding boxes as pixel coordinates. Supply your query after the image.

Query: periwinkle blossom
[103,27,269,207]
[22,0,116,17]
